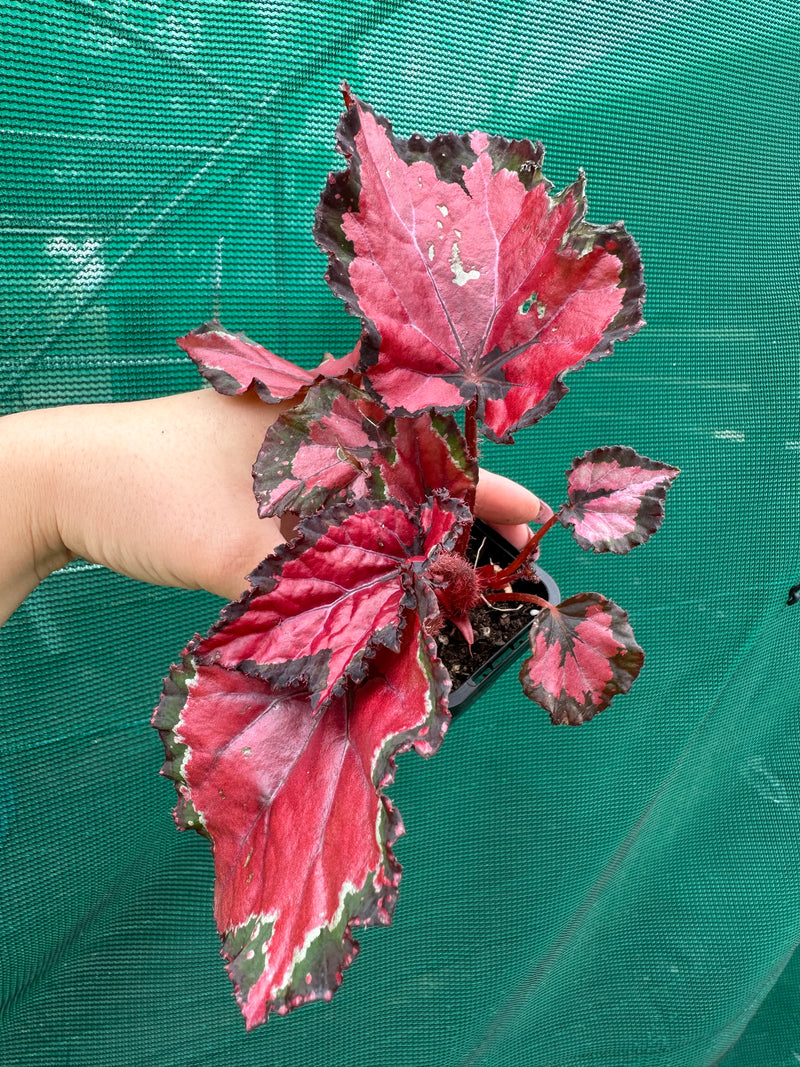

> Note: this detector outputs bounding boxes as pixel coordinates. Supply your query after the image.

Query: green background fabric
[1,1,799,1063]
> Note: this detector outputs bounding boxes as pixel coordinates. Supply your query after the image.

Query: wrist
[0,409,74,623]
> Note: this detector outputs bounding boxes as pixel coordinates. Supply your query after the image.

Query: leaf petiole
[483,508,562,589]
[454,398,480,557]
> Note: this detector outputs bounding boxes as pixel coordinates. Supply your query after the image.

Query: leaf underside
[152,615,450,1029]
[520,593,644,725]
[559,446,680,553]
[314,95,645,442]
[253,377,477,518]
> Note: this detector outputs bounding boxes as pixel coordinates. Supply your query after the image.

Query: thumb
[474,468,553,526]
[473,469,554,552]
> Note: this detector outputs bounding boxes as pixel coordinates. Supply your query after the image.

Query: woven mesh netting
[2,2,799,1064]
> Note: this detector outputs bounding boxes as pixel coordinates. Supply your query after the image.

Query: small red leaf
[253,379,385,516]
[559,446,680,553]
[152,616,450,1029]
[383,409,477,510]
[195,497,467,712]
[520,593,644,724]
[177,320,358,402]
[253,378,477,518]
[315,96,644,440]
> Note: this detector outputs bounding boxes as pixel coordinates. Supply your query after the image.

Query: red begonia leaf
[384,408,476,510]
[559,446,680,554]
[253,379,384,516]
[315,95,644,441]
[152,614,450,1029]
[520,593,644,725]
[253,378,477,518]
[177,319,359,402]
[194,496,468,712]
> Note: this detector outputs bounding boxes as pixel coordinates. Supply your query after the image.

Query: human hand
[0,389,551,622]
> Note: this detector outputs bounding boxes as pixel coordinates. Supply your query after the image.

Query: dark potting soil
[431,519,554,692]
[436,600,536,688]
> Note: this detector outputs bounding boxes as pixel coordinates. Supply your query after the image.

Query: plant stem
[484,509,561,589]
[455,398,480,558]
[464,397,479,464]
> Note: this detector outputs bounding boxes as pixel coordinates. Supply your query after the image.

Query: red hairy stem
[484,509,561,589]
[454,398,479,557]
[483,592,551,608]
[464,397,479,464]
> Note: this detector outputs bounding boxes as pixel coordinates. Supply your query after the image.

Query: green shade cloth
[2,2,799,1063]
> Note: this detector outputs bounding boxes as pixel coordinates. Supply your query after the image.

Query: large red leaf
[194,496,467,711]
[559,446,680,553]
[253,377,477,518]
[315,95,644,441]
[177,320,359,402]
[153,615,450,1029]
[520,593,644,724]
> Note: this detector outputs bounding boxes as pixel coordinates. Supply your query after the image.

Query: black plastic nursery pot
[438,519,560,717]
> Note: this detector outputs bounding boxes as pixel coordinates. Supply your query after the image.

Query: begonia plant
[153,87,679,1030]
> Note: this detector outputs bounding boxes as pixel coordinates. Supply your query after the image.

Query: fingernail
[535,500,554,524]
